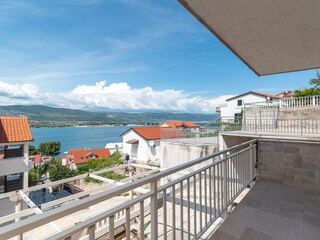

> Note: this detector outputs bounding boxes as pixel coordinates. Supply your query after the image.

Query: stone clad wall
[259,140,320,191]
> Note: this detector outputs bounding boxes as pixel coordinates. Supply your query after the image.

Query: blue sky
[0,0,316,113]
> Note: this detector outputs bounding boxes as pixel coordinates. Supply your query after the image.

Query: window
[237,99,243,106]
[234,113,241,123]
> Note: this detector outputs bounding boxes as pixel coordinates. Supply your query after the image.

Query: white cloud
[0,81,233,113]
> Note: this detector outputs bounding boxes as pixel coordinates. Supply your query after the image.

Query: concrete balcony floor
[210,181,320,240]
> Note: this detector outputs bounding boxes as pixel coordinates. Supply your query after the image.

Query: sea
[31,126,131,156]
[31,122,209,157]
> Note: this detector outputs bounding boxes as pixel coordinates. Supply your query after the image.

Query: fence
[0,140,258,240]
[242,117,320,135]
[245,95,320,110]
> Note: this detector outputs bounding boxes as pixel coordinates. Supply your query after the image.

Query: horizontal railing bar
[0,209,36,225]
[0,139,256,239]
[45,193,153,240]
[79,205,151,240]
[157,144,255,193]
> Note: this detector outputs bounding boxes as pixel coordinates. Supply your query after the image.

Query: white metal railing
[242,117,320,135]
[161,128,219,145]
[245,95,320,109]
[280,95,320,108]
[0,140,258,240]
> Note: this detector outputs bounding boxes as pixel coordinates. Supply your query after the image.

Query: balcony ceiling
[179,0,320,76]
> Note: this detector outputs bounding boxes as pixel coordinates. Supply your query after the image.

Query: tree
[49,164,77,181]
[294,70,320,97]
[28,169,38,187]
[87,150,123,171]
[38,142,61,158]
[28,145,38,155]
[309,70,320,89]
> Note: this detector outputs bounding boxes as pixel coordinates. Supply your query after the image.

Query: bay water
[31,126,131,156]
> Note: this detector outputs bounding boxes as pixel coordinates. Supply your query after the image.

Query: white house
[120,127,162,163]
[0,117,33,193]
[219,91,282,121]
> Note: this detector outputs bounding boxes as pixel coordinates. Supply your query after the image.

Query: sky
[0,0,317,113]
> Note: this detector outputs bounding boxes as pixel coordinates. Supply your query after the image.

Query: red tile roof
[130,127,186,140]
[160,121,200,128]
[276,91,293,98]
[0,117,33,143]
[65,148,111,165]
[29,154,41,164]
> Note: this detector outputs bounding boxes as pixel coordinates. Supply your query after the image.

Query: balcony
[0,138,319,240]
[0,145,24,160]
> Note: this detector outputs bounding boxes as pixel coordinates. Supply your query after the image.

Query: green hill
[0,105,217,124]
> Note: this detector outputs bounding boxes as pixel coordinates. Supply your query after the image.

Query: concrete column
[10,194,23,240]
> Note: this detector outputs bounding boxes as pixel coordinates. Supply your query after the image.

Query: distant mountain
[0,105,218,123]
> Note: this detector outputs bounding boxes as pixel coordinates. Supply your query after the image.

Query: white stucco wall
[220,94,267,118]
[122,130,160,163]
[160,141,218,184]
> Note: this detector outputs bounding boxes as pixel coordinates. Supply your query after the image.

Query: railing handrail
[0,139,257,239]
[46,143,258,240]
[245,95,320,109]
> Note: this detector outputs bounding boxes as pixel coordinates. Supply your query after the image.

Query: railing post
[222,153,228,217]
[313,96,316,106]
[255,117,257,133]
[300,115,303,136]
[249,143,254,187]
[88,224,95,240]
[150,181,158,239]
[14,197,23,240]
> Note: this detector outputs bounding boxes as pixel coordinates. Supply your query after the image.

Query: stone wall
[259,140,320,191]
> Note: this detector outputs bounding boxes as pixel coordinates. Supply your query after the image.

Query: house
[28,154,52,169]
[121,127,186,163]
[159,121,201,129]
[28,154,42,168]
[0,117,33,193]
[61,148,111,167]
[219,91,282,121]
[275,90,293,98]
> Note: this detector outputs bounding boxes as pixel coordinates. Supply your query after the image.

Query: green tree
[28,168,38,187]
[49,164,77,181]
[309,70,320,89]
[38,142,61,159]
[28,145,38,155]
[294,70,320,97]
[87,150,123,171]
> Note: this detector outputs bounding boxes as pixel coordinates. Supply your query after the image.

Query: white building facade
[0,117,33,194]
[121,128,161,163]
[219,91,281,121]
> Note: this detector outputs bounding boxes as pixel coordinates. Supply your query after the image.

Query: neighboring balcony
[0,145,24,160]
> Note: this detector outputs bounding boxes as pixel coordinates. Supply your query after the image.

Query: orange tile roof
[161,121,200,128]
[66,148,111,165]
[0,117,33,143]
[131,127,186,140]
[29,154,42,164]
